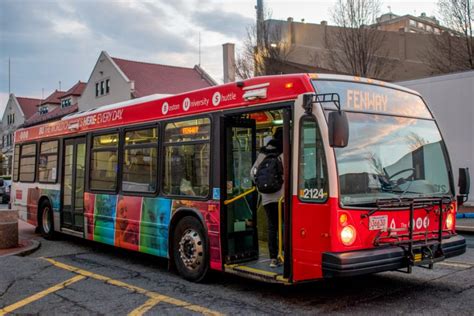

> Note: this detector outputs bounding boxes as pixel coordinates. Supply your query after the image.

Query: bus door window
[298,116,328,202]
[224,116,258,261]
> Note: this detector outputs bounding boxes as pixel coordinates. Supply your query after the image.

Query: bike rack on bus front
[370,196,454,272]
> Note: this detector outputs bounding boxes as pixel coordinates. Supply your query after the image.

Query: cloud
[0,0,257,110]
[191,9,254,38]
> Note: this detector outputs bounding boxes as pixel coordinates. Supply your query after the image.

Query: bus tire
[173,216,209,282]
[38,200,55,240]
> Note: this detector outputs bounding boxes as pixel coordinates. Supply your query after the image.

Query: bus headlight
[446,213,454,230]
[341,225,356,246]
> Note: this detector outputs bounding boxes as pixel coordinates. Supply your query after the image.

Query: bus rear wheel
[39,200,55,240]
[173,216,209,282]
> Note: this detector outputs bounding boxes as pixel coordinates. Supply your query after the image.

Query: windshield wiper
[361,197,406,218]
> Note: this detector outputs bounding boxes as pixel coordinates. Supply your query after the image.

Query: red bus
[12,74,469,283]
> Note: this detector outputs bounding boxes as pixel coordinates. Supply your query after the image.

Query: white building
[0,94,41,175]
[78,51,216,111]
[398,70,474,206]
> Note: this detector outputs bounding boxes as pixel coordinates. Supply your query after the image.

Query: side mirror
[457,168,470,206]
[328,111,349,148]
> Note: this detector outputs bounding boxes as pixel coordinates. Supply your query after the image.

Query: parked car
[0,177,12,204]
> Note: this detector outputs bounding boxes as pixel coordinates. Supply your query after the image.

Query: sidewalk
[457,205,474,233]
[0,219,41,257]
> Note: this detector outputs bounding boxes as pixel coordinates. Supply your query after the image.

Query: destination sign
[313,80,432,119]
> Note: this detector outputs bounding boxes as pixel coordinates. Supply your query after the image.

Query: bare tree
[325,0,395,79]
[425,0,473,73]
[235,10,295,79]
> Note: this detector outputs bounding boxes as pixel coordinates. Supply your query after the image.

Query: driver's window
[298,116,328,202]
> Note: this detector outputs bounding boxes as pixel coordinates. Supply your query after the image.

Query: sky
[0,0,438,116]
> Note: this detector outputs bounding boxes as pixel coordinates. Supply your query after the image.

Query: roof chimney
[287,17,294,22]
[321,20,327,26]
[223,43,236,83]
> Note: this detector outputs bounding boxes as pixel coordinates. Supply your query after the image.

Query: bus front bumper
[322,235,466,278]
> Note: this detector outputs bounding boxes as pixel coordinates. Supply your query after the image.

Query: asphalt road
[1,215,473,314]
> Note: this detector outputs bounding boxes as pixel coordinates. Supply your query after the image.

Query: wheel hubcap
[178,228,203,271]
[42,207,51,234]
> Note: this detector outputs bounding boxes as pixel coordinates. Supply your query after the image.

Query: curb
[0,239,41,257]
[456,213,474,219]
[457,226,474,233]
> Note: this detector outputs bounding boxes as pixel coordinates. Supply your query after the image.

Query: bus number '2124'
[303,188,325,199]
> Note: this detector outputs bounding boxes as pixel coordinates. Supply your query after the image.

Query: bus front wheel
[39,200,55,240]
[173,216,209,282]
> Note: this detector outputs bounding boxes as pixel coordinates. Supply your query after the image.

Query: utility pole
[256,0,264,51]
[198,32,201,67]
[8,58,11,94]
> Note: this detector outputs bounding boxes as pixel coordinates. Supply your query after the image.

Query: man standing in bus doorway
[251,127,284,268]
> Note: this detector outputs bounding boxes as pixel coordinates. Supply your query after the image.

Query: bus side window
[90,133,119,191]
[298,116,328,202]
[13,144,20,182]
[38,140,59,183]
[162,118,211,197]
[122,127,158,193]
[19,143,37,182]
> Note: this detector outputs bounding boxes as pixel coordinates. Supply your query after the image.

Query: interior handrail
[224,187,256,205]
[278,196,285,263]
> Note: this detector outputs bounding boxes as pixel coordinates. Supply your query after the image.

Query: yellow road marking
[128,297,162,316]
[43,258,223,316]
[0,275,85,316]
[437,261,472,269]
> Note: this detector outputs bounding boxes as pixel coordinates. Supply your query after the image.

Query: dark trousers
[264,202,279,259]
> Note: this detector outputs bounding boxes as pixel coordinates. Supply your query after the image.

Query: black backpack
[255,153,283,194]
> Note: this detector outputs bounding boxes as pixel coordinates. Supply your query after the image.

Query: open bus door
[222,117,259,263]
[221,108,292,283]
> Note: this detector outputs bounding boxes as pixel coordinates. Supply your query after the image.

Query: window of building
[61,98,72,108]
[39,106,48,114]
[19,143,37,182]
[409,19,416,27]
[426,25,433,32]
[122,127,158,193]
[163,118,211,197]
[95,79,110,97]
[6,133,13,147]
[13,145,20,181]
[7,113,15,125]
[418,22,425,29]
[38,140,59,183]
[298,116,328,202]
[434,28,441,34]
[90,133,118,191]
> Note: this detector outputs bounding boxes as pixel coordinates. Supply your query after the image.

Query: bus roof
[14,73,419,143]
[15,74,315,143]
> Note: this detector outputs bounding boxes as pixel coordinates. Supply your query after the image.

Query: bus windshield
[313,80,452,206]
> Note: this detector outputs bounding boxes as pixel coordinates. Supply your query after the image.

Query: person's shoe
[269,259,278,268]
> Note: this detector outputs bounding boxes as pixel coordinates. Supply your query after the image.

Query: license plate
[369,215,388,230]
